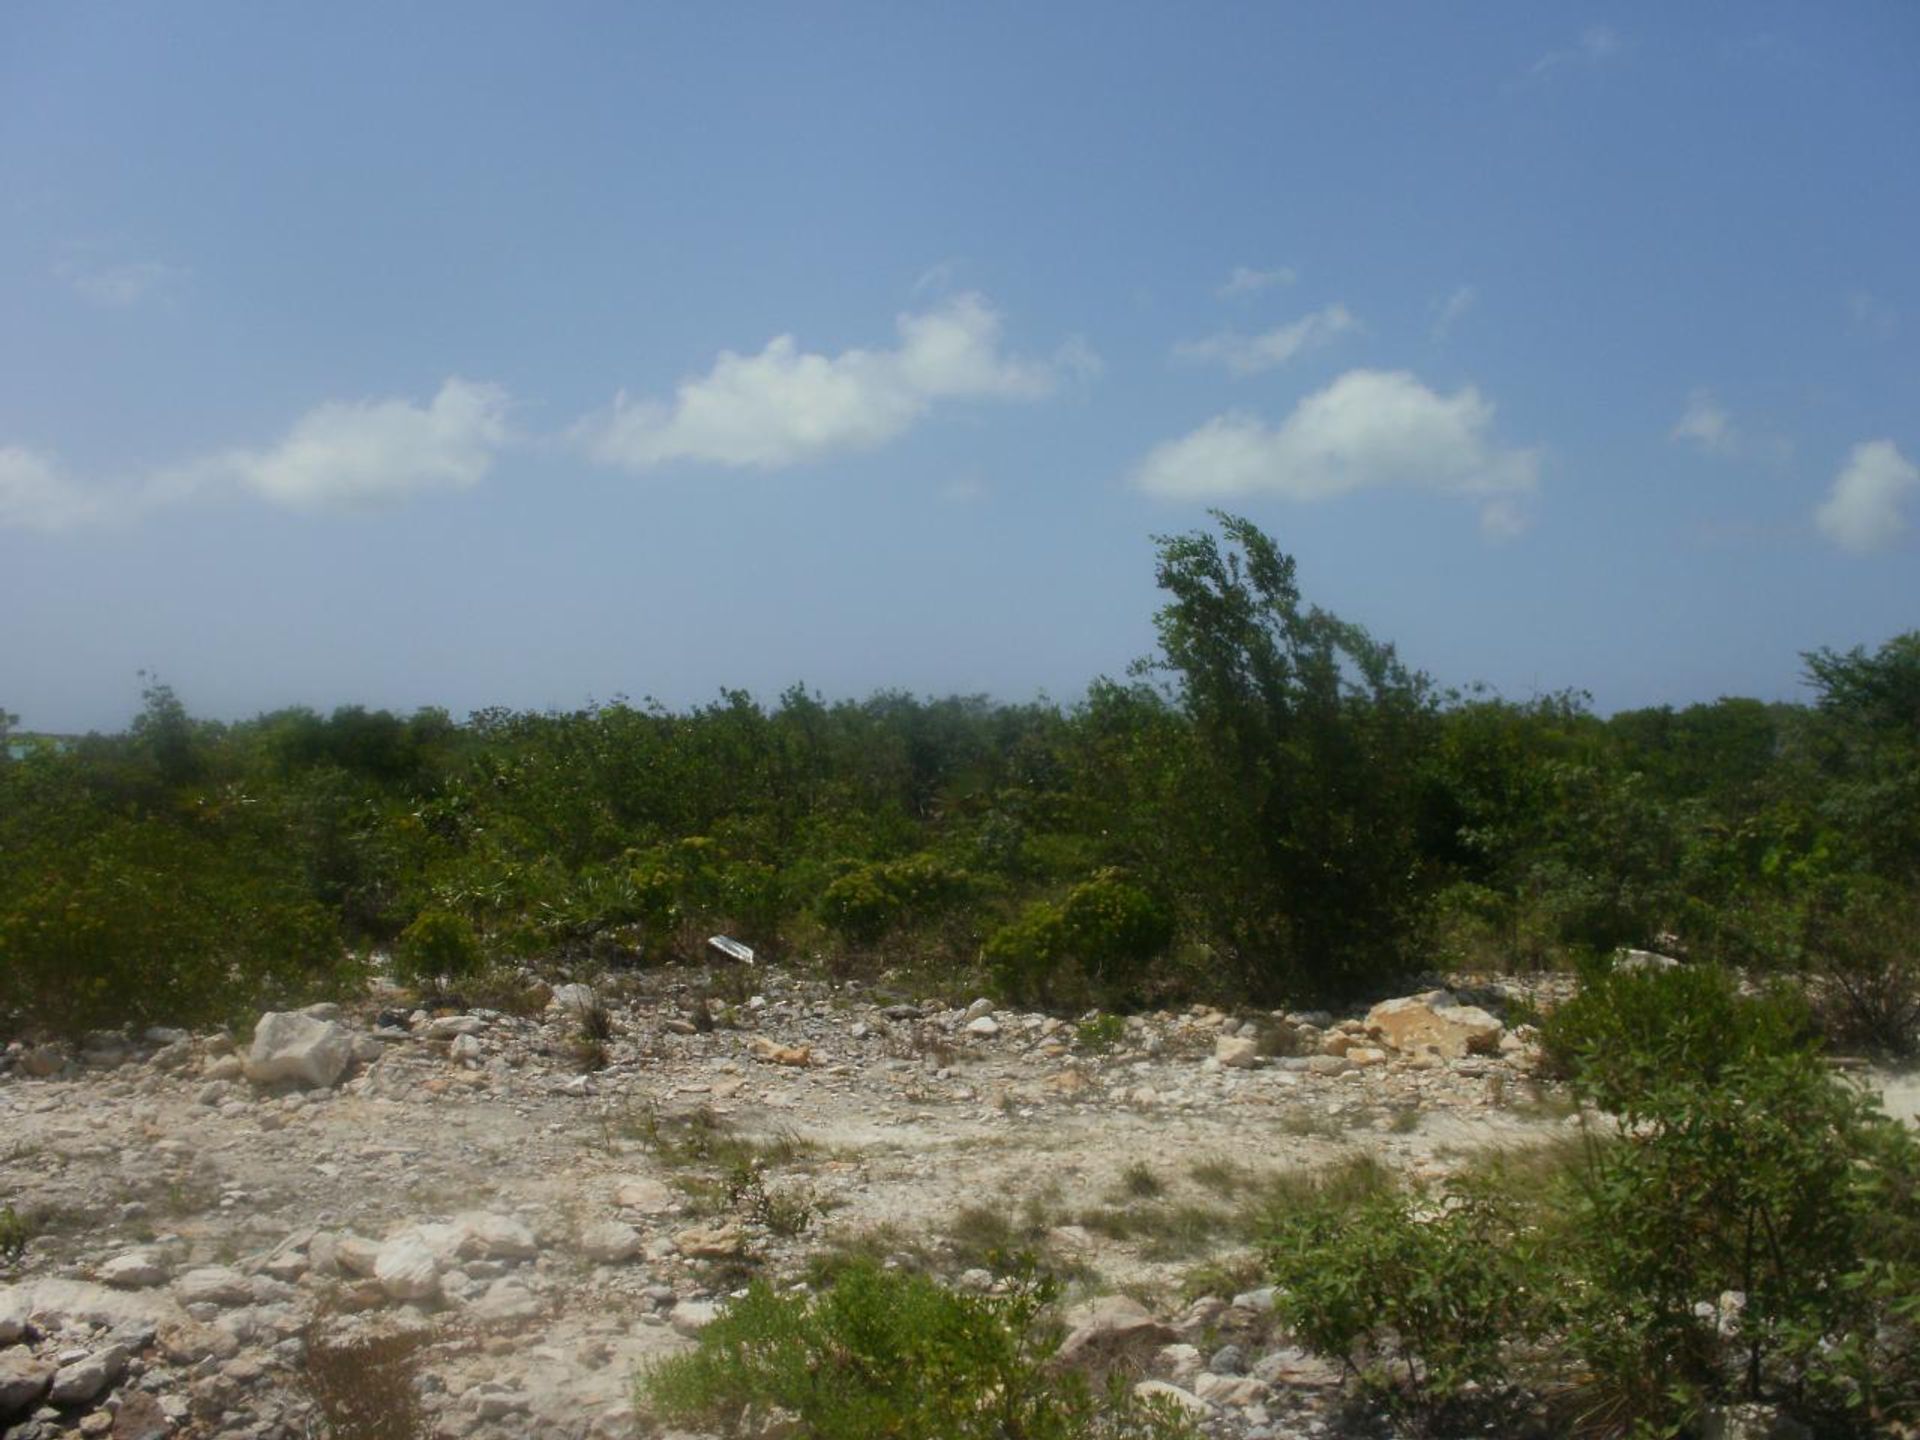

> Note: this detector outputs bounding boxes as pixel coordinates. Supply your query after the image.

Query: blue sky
[3,3,1915,732]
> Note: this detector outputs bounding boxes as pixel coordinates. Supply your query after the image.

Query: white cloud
[1172,304,1358,376]
[1134,368,1540,537]
[1431,285,1477,342]
[190,378,511,510]
[1216,265,1297,299]
[912,259,962,296]
[56,256,183,309]
[579,295,1090,472]
[1847,291,1897,338]
[0,447,103,531]
[1528,25,1621,78]
[1815,439,1919,552]
[1672,389,1737,455]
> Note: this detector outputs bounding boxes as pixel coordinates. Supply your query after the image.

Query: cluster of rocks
[1,971,1578,1439]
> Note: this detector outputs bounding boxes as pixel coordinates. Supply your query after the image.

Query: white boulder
[244,1011,355,1089]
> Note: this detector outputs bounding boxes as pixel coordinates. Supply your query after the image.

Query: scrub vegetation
[3,514,1915,1048]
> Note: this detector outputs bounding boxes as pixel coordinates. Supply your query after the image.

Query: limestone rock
[748,1037,811,1066]
[109,1390,171,1440]
[243,1011,354,1089]
[173,1266,252,1308]
[1364,992,1503,1059]
[578,1221,642,1264]
[454,1213,539,1262]
[373,1234,442,1301]
[49,1345,128,1406]
[612,1178,675,1214]
[669,1299,720,1335]
[100,1252,168,1289]
[1057,1294,1175,1366]
[0,1350,54,1419]
[674,1223,745,1259]
[1214,1035,1259,1068]
[335,1236,381,1277]
[547,984,598,1016]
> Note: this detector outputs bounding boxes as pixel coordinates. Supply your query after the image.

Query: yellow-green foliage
[639,1259,1198,1439]
[391,908,482,990]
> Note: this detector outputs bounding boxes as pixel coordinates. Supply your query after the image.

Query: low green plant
[638,1258,1200,1439]
[725,1161,819,1238]
[1263,1175,1551,1403]
[1257,1013,1920,1435]
[0,1204,32,1269]
[1536,958,1814,1110]
[1073,1012,1127,1052]
[391,908,483,993]
[985,869,1173,1009]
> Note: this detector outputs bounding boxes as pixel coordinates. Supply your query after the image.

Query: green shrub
[1536,959,1815,1110]
[0,815,340,1037]
[1563,1051,1920,1436]
[1263,1177,1553,1404]
[638,1259,1199,1439]
[1262,1008,1920,1435]
[816,854,974,945]
[392,908,483,991]
[983,900,1068,1005]
[987,870,1172,1008]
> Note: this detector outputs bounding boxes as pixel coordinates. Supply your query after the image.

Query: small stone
[1132,1380,1210,1417]
[612,1178,675,1213]
[449,1034,484,1062]
[748,1037,811,1066]
[547,983,598,1015]
[669,1300,721,1335]
[1214,1036,1259,1068]
[964,998,996,1020]
[455,1212,539,1262]
[374,1234,442,1301]
[1057,1295,1174,1367]
[1208,1344,1247,1375]
[674,1223,745,1259]
[18,1044,66,1078]
[965,1016,1000,1038]
[110,1391,172,1440]
[173,1266,252,1308]
[100,1251,169,1288]
[0,1351,55,1419]
[578,1220,642,1264]
[49,1345,128,1406]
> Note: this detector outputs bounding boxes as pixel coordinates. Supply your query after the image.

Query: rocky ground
[0,962,1904,1440]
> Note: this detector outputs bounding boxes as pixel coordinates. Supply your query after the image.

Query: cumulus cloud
[1216,265,1297,299]
[206,378,511,510]
[0,447,103,531]
[578,295,1090,472]
[1134,368,1540,538]
[1172,304,1358,376]
[1431,285,1477,342]
[1672,389,1737,455]
[1815,440,1919,552]
[56,256,184,309]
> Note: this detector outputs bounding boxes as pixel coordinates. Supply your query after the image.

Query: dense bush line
[2,518,1915,1038]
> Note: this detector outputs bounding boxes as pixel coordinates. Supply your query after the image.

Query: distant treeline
[3,514,1915,1044]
